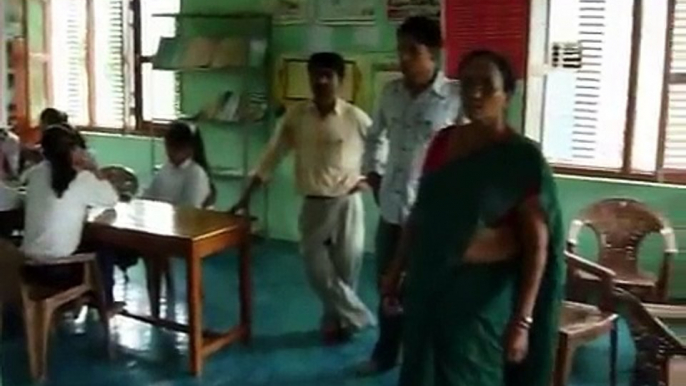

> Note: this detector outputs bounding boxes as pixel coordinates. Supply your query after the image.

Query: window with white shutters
[541,0,632,170]
[531,0,685,182]
[140,0,180,122]
[50,0,89,125]
[46,0,179,131]
[664,0,686,170]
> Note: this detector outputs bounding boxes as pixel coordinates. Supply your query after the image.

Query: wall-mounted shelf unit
[151,12,273,237]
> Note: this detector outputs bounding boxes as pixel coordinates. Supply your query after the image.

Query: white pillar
[0,0,8,127]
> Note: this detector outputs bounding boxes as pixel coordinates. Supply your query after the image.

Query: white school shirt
[0,181,20,211]
[21,161,119,259]
[143,159,211,209]
[0,130,21,179]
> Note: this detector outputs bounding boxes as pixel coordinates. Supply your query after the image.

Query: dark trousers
[371,219,403,367]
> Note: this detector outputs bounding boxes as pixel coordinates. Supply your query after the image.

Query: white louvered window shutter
[663,0,686,170]
[541,0,633,169]
[49,0,129,129]
[93,0,128,128]
[50,0,89,126]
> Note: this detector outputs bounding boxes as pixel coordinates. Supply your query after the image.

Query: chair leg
[553,334,576,386]
[610,320,618,386]
[23,301,52,383]
[88,262,112,358]
[144,259,161,319]
[163,260,174,300]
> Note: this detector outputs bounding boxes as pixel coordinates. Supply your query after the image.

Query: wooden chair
[554,251,619,386]
[19,253,111,382]
[612,290,686,386]
[567,198,677,302]
[100,165,139,201]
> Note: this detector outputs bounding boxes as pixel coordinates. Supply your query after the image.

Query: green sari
[399,133,565,386]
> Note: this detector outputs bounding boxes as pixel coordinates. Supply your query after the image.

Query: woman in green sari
[382,50,565,386]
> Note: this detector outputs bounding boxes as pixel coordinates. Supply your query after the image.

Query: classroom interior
[2,0,686,385]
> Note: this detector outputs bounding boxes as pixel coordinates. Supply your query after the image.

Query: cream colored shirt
[255,99,372,197]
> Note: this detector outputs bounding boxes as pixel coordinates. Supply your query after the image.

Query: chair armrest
[565,251,616,310]
[661,227,678,254]
[24,253,96,266]
[615,289,685,351]
[566,219,585,252]
[565,251,616,281]
[644,303,686,323]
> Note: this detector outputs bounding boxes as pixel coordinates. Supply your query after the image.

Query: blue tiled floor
[1,240,635,385]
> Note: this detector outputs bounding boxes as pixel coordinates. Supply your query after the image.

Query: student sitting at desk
[21,108,97,172]
[21,124,120,308]
[139,121,214,315]
[142,121,213,208]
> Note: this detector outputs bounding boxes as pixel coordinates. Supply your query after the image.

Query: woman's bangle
[512,316,533,330]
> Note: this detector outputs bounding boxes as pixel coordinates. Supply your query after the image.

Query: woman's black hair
[39,108,68,127]
[41,124,79,198]
[307,52,346,80]
[457,50,517,97]
[165,121,210,173]
[397,16,443,50]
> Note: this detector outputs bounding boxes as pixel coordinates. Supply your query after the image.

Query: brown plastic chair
[613,290,686,386]
[100,165,139,201]
[554,251,619,386]
[567,198,677,302]
[19,253,111,382]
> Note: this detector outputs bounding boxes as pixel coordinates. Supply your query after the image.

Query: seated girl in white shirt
[139,121,214,315]
[21,125,119,308]
[143,121,213,208]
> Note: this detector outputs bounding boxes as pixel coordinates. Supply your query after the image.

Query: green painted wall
[82,0,686,298]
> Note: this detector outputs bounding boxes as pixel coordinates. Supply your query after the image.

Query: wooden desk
[84,199,251,376]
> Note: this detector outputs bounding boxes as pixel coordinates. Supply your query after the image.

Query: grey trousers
[298,193,375,330]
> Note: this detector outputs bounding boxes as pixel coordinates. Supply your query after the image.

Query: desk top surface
[87,199,244,240]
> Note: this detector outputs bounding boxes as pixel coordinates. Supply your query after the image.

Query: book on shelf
[197,91,268,123]
[152,37,267,70]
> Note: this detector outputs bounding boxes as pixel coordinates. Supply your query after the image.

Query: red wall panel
[444,0,530,78]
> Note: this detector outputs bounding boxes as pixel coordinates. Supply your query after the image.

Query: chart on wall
[386,0,441,22]
[316,0,377,24]
[274,0,310,24]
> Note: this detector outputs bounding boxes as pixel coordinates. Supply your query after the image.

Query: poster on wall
[386,0,441,22]
[316,0,377,24]
[274,0,310,25]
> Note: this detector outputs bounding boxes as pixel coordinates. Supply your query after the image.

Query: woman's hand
[504,323,530,364]
[463,226,520,263]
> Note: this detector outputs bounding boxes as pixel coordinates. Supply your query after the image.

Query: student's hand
[73,148,98,173]
[229,197,250,215]
[505,322,530,363]
[348,179,369,195]
[366,172,382,205]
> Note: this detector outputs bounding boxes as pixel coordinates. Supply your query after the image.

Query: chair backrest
[100,165,138,201]
[567,198,675,276]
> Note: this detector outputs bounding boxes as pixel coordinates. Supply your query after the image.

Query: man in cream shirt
[232,52,375,342]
